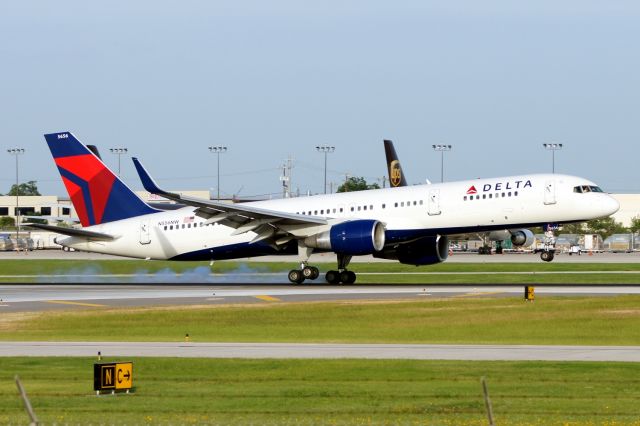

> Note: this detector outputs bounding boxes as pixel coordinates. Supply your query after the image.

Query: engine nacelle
[394,235,449,266]
[304,220,386,256]
[488,230,511,241]
[510,228,535,247]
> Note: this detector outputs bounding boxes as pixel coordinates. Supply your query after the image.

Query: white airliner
[29,132,619,284]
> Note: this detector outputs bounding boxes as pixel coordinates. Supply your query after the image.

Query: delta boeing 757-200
[28,132,619,284]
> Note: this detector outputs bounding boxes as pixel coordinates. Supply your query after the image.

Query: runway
[1,341,638,361]
[1,284,640,313]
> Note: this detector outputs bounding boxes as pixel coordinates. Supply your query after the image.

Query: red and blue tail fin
[44,132,158,227]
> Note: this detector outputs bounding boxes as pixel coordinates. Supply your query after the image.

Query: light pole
[7,148,25,240]
[109,148,128,177]
[208,146,228,200]
[316,145,335,194]
[432,144,452,183]
[542,143,563,173]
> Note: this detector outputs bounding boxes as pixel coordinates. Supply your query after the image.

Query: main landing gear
[325,254,356,285]
[287,253,357,285]
[287,264,320,285]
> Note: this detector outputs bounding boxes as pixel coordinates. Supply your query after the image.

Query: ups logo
[390,160,402,187]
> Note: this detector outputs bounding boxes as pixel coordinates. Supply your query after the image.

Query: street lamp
[542,143,563,173]
[208,146,228,200]
[7,148,25,240]
[109,148,128,177]
[432,144,452,183]
[316,145,335,194]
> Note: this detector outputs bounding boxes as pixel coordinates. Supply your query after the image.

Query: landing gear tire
[339,270,356,285]
[346,271,356,284]
[326,270,340,284]
[540,251,555,262]
[303,266,320,280]
[288,269,305,284]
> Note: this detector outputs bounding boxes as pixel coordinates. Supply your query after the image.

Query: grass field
[2,296,640,345]
[2,259,640,283]
[3,357,640,425]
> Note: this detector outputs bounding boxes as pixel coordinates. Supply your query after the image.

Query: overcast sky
[1,1,639,198]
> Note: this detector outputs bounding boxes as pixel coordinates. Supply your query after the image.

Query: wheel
[302,267,314,279]
[325,270,340,284]
[310,267,320,280]
[540,251,554,262]
[288,269,305,284]
[302,266,320,280]
[339,270,351,284]
[345,270,356,284]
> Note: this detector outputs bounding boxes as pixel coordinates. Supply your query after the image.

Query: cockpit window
[574,185,604,193]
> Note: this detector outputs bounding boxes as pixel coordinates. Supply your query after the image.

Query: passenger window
[357,206,361,211]
[363,206,367,211]
[464,196,467,201]
[382,204,386,209]
[482,194,486,199]
[164,226,167,230]
[419,200,423,205]
[340,208,343,213]
[395,202,398,208]
[321,210,324,214]
[401,202,404,207]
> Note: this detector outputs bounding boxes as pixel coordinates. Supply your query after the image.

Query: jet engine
[304,219,386,255]
[374,235,449,265]
[488,229,535,247]
[509,228,535,247]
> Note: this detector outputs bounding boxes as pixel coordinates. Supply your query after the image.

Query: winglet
[132,157,168,195]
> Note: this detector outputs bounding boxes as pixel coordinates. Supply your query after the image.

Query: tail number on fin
[57,133,69,139]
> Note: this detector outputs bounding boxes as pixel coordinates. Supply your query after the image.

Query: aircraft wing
[132,157,328,242]
[23,223,116,241]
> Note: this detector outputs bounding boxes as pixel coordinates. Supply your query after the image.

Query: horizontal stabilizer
[23,223,116,241]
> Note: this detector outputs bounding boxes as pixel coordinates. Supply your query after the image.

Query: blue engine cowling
[304,220,386,256]
[375,235,449,265]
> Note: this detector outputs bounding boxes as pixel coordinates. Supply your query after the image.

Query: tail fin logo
[45,132,157,227]
[55,154,116,227]
[390,160,402,187]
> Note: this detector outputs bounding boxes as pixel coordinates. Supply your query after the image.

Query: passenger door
[428,189,441,216]
[139,221,151,245]
[544,180,556,205]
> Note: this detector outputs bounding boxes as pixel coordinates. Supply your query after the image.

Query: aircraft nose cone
[604,195,620,216]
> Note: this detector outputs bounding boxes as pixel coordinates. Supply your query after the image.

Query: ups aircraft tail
[383,139,407,187]
[43,132,157,227]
